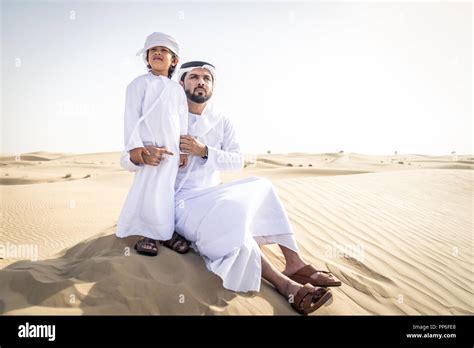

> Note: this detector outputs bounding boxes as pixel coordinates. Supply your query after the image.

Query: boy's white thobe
[116,72,188,241]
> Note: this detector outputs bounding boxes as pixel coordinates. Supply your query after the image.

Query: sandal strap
[163,232,188,249]
[293,284,314,309]
[300,288,317,310]
[295,286,330,314]
[298,265,315,277]
[169,233,183,248]
[137,238,157,249]
[295,265,326,277]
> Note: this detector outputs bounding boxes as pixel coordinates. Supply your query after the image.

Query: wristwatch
[201,145,208,159]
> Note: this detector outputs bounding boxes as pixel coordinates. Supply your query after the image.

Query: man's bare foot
[283,264,316,279]
[276,278,333,315]
[283,264,342,287]
[275,278,304,299]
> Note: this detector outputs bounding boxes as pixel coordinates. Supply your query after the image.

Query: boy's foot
[134,237,158,256]
[160,232,190,254]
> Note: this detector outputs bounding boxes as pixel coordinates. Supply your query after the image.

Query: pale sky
[1,0,472,155]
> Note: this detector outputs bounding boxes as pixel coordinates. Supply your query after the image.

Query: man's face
[147,46,177,73]
[181,68,214,104]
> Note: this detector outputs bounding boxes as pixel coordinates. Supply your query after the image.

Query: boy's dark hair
[146,49,177,78]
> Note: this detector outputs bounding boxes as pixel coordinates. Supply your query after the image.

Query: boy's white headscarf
[136,32,180,65]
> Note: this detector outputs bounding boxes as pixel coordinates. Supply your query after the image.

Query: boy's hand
[142,146,174,166]
[179,154,188,168]
[129,147,151,165]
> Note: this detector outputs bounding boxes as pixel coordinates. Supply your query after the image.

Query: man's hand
[142,146,174,166]
[179,154,188,168]
[129,147,151,165]
[180,135,206,157]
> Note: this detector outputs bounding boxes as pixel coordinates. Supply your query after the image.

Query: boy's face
[147,46,178,75]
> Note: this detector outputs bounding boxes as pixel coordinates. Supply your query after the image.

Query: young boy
[116,32,188,256]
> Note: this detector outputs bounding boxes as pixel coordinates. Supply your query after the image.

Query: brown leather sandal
[160,232,190,254]
[288,265,341,287]
[134,237,158,256]
[291,284,332,315]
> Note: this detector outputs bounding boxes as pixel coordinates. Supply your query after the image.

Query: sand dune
[0,152,472,315]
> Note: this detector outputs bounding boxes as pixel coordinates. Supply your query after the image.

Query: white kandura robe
[121,102,298,292]
[116,72,188,241]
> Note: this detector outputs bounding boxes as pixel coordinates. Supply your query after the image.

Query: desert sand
[0,151,472,315]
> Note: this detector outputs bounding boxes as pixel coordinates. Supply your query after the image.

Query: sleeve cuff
[200,146,218,166]
[120,151,143,172]
[124,138,144,153]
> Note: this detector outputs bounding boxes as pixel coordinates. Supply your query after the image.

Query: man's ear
[179,80,184,87]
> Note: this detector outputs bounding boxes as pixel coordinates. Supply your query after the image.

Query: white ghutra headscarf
[136,32,181,66]
[177,61,217,86]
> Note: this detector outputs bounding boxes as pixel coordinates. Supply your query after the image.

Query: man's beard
[185,88,212,104]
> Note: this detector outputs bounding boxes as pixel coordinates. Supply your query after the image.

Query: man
[121,61,341,315]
